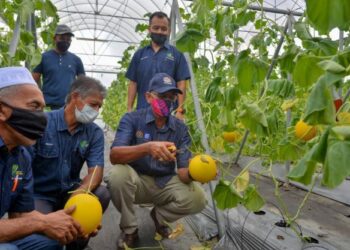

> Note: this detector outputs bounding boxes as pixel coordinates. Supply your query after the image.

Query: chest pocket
[160,56,176,76]
[36,134,59,158]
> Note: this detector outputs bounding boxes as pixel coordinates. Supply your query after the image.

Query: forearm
[177,168,192,184]
[0,211,44,242]
[110,144,149,164]
[127,81,137,111]
[176,80,187,108]
[76,167,103,193]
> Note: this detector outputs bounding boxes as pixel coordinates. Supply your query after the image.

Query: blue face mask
[75,104,99,123]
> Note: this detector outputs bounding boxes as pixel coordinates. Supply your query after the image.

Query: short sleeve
[111,113,135,147]
[76,57,85,75]
[125,50,140,82]
[32,55,43,73]
[86,127,104,168]
[174,52,191,82]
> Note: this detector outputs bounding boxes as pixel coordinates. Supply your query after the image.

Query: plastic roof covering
[51,1,305,85]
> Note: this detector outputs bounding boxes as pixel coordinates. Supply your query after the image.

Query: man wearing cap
[0,67,83,250]
[126,11,190,120]
[33,24,85,110]
[106,72,206,250]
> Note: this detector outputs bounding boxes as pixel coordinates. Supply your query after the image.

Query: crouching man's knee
[11,234,62,250]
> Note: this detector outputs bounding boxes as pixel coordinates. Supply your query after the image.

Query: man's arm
[32,72,42,87]
[73,166,103,194]
[110,141,176,165]
[175,80,187,120]
[1,208,82,244]
[127,81,137,112]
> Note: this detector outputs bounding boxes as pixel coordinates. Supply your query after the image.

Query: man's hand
[148,141,176,162]
[41,206,83,245]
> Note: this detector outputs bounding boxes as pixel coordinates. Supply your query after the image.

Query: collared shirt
[126,43,190,110]
[112,107,191,188]
[31,108,104,199]
[33,49,85,107]
[0,137,34,218]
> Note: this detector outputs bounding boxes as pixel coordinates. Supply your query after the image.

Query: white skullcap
[0,67,36,89]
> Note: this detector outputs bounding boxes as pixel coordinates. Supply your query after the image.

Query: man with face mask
[106,73,207,250]
[32,24,85,110]
[126,11,190,120]
[30,76,110,250]
[0,67,84,250]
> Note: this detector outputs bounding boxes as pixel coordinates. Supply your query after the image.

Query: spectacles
[151,92,177,102]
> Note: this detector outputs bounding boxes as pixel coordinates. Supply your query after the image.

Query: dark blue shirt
[31,108,104,200]
[33,49,85,107]
[112,107,191,188]
[126,43,190,110]
[0,138,34,218]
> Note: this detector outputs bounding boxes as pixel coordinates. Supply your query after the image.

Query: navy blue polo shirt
[112,107,192,188]
[33,49,85,107]
[126,43,190,110]
[0,138,34,218]
[31,108,104,200]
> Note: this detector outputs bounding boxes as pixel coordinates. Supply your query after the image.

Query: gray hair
[0,85,20,103]
[66,76,106,103]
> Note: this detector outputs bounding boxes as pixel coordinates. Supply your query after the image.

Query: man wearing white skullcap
[0,67,83,250]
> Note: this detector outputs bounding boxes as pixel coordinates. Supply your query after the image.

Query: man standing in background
[126,11,190,120]
[33,24,85,110]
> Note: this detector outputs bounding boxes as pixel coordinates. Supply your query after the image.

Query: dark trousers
[35,185,110,250]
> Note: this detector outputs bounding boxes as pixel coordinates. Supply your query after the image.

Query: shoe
[150,208,171,239]
[117,229,139,250]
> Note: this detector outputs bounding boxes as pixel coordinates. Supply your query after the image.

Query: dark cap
[148,73,182,94]
[55,24,74,36]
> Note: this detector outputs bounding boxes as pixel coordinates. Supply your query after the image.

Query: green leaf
[302,38,338,56]
[17,0,34,24]
[288,129,329,185]
[266,109,279,135]
[175,28,206,53]
[192,0,215,24]
[214,8,235,44]
[243,185,265,212]
[323,140,350,188]
[224,86,240,109]
[238,103,268,136]
[278,45,300,74]
[235,11,255,26]
[306,0,350,34]
[294,21,312,40]
[277,139,303,161]
[293,54,324,88]
[204,77,222,102]
[267,79,295,98]
[330,125,350,140]
[303,74,340,125]
[318,60,346,74]
[44,0,58,17]
[213,180,243,210]
[233,50,268,93]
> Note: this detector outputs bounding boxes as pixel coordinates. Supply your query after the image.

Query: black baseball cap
[148,73,182,94]
[55,24,74,36]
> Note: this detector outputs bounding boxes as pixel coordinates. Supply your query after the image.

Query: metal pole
[171,0,225,238]
[25,14,32,68]
[234,19,290,164]
[184,0,303,16]
[9,15,21,57]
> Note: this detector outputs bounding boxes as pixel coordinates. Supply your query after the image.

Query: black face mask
[150,33,168,46]
[1,102,47,140]
[56,41,70,52]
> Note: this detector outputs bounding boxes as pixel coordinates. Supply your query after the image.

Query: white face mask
[75,104,99,123]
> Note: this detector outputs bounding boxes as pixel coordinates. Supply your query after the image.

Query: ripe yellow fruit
[64,193,102,235]
[222,131,241,143]
[189,154,217,183]
[295,120,317,141]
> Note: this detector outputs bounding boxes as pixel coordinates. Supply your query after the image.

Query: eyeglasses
[151,92,177,102]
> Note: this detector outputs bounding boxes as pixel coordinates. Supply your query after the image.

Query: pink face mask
[151,99,170,117]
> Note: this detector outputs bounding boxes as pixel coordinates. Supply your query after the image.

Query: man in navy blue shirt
[31,76,110,250]
[33,24,85,110]
[107,73,206,250]
[126,11,190,120]
[0,67,83,250]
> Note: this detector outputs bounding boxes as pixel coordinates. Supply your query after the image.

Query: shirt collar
[57,107,83,133]
[147,43,170,51]
[145,107,176,131]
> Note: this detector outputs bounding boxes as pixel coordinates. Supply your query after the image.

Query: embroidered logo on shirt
[136,130,144,138]
[166,53,174,61]
[79,140,89,149]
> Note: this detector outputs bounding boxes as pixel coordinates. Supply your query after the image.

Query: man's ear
[145,92,153,104]
[0,103,10,122]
